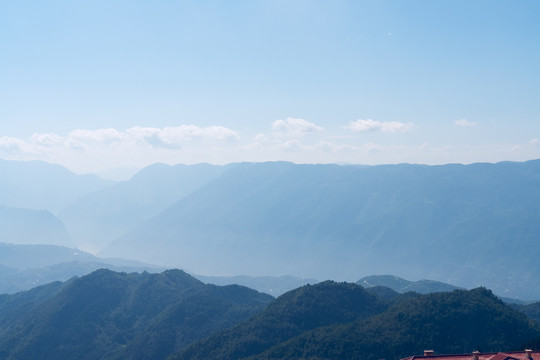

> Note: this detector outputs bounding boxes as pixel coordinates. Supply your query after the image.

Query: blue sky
[1,0,539,175]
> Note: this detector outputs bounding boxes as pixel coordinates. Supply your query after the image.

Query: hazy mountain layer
[0,243,106,270]
[195,274,318,297]
[358,274,462,294]
[102,160,540,299]
[59,163,226,251]
[0,243,163,294]
[0,159,112,213]
[0,206,73,247]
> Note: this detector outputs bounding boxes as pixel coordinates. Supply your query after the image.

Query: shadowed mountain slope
[103,160,540,299]
[0,269,272,360]
[242,288,540,360]
[171,281,386,360]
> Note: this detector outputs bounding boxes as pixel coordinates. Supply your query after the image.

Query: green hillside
[253,288,540,360]
[172,281,387,360]
[0,269,272,360]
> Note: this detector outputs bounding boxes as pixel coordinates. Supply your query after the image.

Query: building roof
[402,351,539,360]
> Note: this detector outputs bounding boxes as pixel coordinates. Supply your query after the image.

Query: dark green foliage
[2,275,539,360]
[0,269,272,360]
[254,288,540,360]
[364,285,401,301]
[513,301,540,323]
[365,286,423,308]
[171,281,386,360]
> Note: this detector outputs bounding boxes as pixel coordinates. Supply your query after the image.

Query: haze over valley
[2,158,540,300]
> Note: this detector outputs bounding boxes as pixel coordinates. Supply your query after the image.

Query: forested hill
[3,159,540,299]
[172,281,387,360]
[0,269,272,360]
[2,272,539,360]
[245,288,540,360]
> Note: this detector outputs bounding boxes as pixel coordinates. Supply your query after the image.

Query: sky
[1,0,539,176]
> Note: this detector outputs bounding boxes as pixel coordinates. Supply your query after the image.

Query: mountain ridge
[0,268,273,360]
[102,160,540,299]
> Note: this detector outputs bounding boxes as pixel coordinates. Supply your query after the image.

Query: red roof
[402,351,539,360]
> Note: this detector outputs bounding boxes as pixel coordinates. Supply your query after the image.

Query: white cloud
[272,118,323,136]
[2,122,539,174]
[315,141,357,153]
[126,125,239,149]
[162,125,239,141]
[454,119,477,127]
[254,133,267,142]
[344,119,413,133]
[364,142,385,153]
[69,128,125,143]
[0,124,241,170]
[279,139,303,152]
[31,133,64,147]
[0,136,34,155]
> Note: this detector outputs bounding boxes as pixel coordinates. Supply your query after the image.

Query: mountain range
[225,287,539,360]
[358,274,462,294]
[0,269,272,360]
[58,163,226,251]
[101,160,540,299]
[2,159,540,299]
[0,159,111,214]
[0,243,312,296]
[3,268,540,360]
[0,206,73,247]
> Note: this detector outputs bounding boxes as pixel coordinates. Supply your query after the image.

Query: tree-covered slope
[254,288,540,360]
[0,269,272,360]
[171,281,386,360]
[513,301,540,324]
